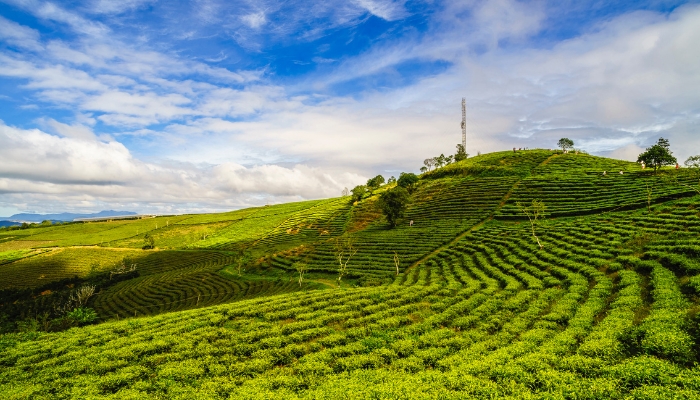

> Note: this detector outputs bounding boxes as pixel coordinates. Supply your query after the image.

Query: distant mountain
[0,220,21,227]
[0,210,137,223]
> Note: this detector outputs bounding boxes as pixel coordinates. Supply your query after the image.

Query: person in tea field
[619,170,624,175]
[409,220,414,226]
[603,171,607,176]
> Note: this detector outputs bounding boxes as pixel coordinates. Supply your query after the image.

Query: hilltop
[1,149,700,399]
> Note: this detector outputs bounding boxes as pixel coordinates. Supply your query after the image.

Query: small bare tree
[341,187,350,197]
[393,251,400,276]
[645,182,655,213]
[110,257,137,280]
[69,284,96,308]
[334,235,358,284]
[294,262,308,287]
[424,158,435,171]
[517,200,546,249]
[235,251,253,276]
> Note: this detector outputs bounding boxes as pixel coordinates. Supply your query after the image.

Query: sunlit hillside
[2,150,700,399]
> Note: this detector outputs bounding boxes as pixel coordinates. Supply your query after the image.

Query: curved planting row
[497,169,698,218]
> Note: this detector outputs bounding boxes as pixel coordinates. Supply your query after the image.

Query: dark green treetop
[637,137,677,173]
[557,138,574,151]
[379,186,410,228]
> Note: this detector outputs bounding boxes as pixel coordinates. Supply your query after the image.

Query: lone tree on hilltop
[366,175,385,191]
[454,144,468,162]
[397,172,419,193]
[379,186,410,228]
[557,138,574,152]
[423,158,435,171]
[637,137,677,174]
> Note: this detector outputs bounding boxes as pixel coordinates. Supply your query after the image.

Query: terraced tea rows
[1,152,699,398]
[268,176,517,281]
[3,193,699,398]
[499,173,696,220]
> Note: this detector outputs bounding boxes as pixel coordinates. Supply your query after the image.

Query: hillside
[1,149,700,399]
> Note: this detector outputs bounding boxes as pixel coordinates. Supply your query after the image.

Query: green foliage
[637,137,677,172]
[142,233,155,249]
[379,187,410,227]
[366,175,385,190]
[685,155,700,168]
[351,185,368,203]
[454,143,468,162]
[65,307,98,324]
[397,172,419,192]
[558,137,574,151]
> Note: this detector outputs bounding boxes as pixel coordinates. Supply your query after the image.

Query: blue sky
[1,0,699,215]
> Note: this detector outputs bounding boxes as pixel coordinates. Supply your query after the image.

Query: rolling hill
[1,149,699,399]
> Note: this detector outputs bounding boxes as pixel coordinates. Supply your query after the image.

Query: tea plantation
[1,150,700,399]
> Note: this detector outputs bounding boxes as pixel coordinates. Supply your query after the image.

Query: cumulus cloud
[0,122,364,213]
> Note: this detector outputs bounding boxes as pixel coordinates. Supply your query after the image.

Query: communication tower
[460,98,466,149]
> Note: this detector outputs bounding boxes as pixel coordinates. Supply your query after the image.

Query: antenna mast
[460,98,466,149]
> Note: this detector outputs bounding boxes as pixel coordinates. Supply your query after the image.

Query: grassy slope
[1,150,700,399]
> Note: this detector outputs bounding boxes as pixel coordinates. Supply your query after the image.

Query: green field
[1,150,700,399]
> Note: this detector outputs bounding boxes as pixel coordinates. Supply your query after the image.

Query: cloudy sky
[1,0,699,215]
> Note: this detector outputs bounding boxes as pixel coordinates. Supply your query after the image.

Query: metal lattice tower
[460,98,466,149]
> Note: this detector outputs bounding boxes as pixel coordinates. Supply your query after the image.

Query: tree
[397,172,419,193]
[434,154,447,168]
[685,155,700,168]
[69,285,96,308]
[387,176,396,184]
[235,250,253,276]
[423,158,435,171]
[350,185,367,203]
[293,262,308,287]
[454,144,468,162]
[334,235,357,284]
[143,233,155,249]
[341,187,349,197]
[557,138,574,152]
[379,186,410,227]
[517,200,546,249]
[393,251,400,276]
[420,166,427,173]
[637,137,677,173]
[366,175,385,190]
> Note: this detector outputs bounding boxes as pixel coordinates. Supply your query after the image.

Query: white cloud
[0,15,43,51]
[240,12,267,29]
[352,0,407,21]
[86,0,155,15]
[0,122,364,213]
